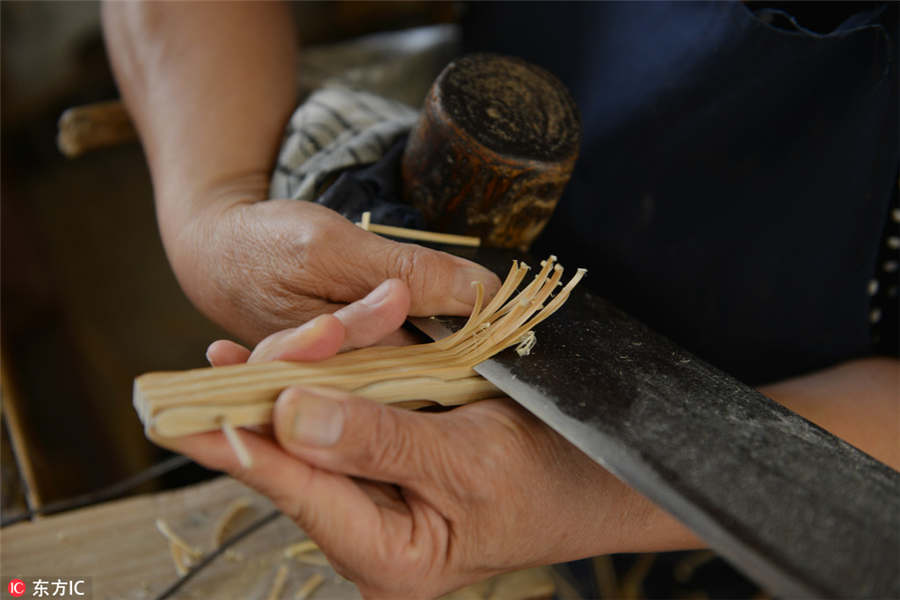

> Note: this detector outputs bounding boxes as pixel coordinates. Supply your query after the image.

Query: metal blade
[409,251,900,599]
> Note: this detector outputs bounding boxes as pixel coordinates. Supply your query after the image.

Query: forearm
[101,1,299,243]
[596,357,899,556]
[760,357,899,470]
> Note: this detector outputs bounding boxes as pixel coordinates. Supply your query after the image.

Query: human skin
[105,4,899,596]
[159,280,899,599]
[101,1,500,345]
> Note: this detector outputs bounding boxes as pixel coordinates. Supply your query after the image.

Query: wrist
[157,170,269,234]
[558,453,705,559]
[157,172,269,326]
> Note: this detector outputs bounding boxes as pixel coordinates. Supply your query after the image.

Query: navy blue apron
[459,3,897,597]
[463,1,897,386]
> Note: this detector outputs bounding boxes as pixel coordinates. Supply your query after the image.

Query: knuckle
[389,244,431,302]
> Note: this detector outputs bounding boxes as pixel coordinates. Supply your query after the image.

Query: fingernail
[452,265,501,306]
[361,280,393,307]
[286,388,344,447]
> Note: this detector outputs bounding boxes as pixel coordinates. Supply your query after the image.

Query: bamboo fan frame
[134,257,585,444]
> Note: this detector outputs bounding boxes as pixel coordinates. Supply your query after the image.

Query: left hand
[163,279,700,598]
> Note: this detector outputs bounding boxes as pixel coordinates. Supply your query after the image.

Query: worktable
[1,476,554,600]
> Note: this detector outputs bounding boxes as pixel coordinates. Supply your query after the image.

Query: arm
[102,2,500,343]
[101,1,298,232]
[761,357,899,469]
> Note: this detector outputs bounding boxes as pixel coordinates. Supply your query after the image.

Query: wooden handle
[402,54,581,251]
[57,100,137,158]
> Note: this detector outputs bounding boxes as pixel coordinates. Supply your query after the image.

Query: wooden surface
[2,477,350,600]
[2,476,553,600]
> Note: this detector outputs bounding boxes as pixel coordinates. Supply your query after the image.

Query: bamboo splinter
[133,257,585,443]
[356,211,481,247]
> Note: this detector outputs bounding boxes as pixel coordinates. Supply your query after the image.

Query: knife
[411,247,900,599]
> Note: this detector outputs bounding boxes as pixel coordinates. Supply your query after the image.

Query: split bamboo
[134,257,585,442]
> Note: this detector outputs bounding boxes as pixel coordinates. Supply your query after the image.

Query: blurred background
[1,0,455,525]
[2,0,226,523]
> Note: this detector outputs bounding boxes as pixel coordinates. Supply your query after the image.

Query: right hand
[174,283,702,599]
[169,194,501,344]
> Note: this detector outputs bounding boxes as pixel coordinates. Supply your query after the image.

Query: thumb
[360,234,501,316]
[272,385,437,486]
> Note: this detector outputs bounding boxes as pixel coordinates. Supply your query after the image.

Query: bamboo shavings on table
[284,540,319,558]
[265,564,290,600]
[292,553,331,568]
[283,539,331,567]
[134,257,585,444]
[294,573,325,600]
[156,518,202,576]
[212,496,254,548]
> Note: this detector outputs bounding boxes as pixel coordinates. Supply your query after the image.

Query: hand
[166,280,701,598]
[166,186,501,344]
[105,2,499,346]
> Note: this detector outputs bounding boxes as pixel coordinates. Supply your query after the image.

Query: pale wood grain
[133,258,585,443]
[2,476,556,600]
[1,476,357,600]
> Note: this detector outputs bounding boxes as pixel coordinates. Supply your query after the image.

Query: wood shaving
[264,564,289,600]
[156,518,201,559]
[293,553,331,567]
[283,539,319,558]
[515,331,536,356]
[211,496,254,547]
[294,573,325,600]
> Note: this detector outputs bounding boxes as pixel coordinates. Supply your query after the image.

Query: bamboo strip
[357,211,480,247]
[134,258,584,441]
[149,376,499,437]
[221,419,253,469]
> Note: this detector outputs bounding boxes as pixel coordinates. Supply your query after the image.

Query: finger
[366,238,502,317]
[206,340,252,366]
[332,279,411,350]
[248,279,412,363]
[318,214,500,317]
[272,385,444,487]
[248,313,345,363]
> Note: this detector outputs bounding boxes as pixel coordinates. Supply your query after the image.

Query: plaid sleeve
[269,85,418,202]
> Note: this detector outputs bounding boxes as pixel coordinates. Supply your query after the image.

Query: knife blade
[410,248,900,599]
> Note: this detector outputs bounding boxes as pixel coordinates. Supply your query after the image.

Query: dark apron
[462,3,896,598]
[463,1,897,387]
